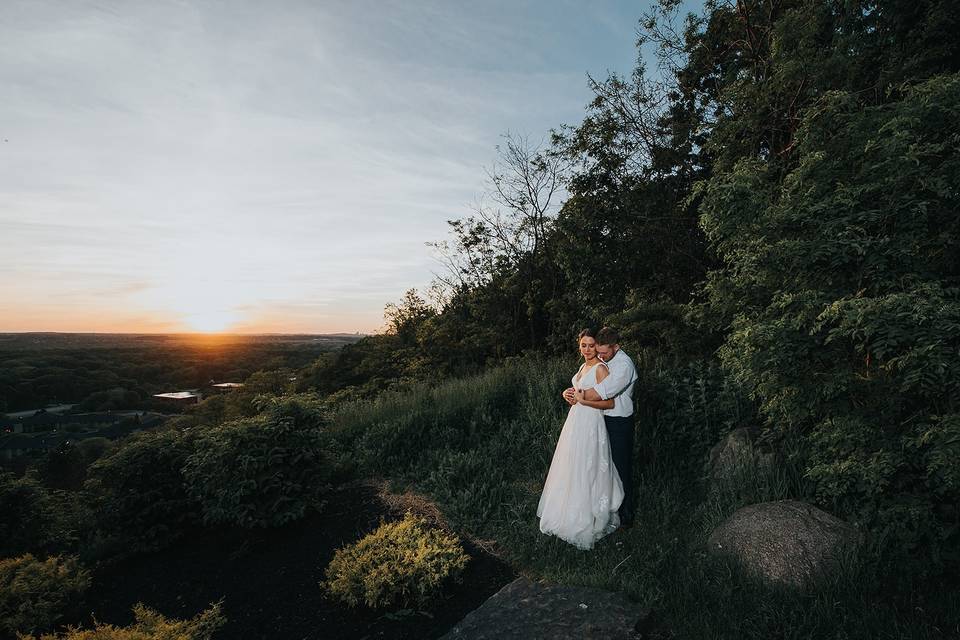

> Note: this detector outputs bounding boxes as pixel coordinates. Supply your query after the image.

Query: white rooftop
[153,392,200,400]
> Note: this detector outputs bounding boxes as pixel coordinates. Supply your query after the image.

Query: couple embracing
[537,326,637,550]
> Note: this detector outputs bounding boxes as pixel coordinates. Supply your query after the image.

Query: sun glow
[182,307,243,333]
[134,268,250,334]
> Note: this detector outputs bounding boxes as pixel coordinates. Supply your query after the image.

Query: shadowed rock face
[441,576,649,640]
[705,427,755,481]
[707,500,859,588]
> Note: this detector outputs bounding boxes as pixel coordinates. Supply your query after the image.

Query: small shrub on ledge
[18,601,224,640]
[323,512,470,609]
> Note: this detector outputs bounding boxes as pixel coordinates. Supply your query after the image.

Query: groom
[563,326,638,527]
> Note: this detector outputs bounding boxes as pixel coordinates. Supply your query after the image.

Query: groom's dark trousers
[604,415,635,525]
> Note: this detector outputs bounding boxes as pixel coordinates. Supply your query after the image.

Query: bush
[0,554,90,637]
[21,602,224,640]
[0,472,52,557]
[323,512,469,609]
[83,428,200,558]
[701,76,960,566]
[638,358,756,475]
[36,438,115,491]
[182,394,334,528]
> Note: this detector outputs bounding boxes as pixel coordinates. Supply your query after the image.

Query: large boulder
[707,500,859,588]
[441,576,649,640]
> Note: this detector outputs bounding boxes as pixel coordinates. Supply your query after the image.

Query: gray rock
[705,427,755,482]
[707,500,859,588]
[441,576,649,640]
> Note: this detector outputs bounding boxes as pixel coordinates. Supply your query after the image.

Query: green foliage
[637,357,755,475]
[22,602,224,640]
[0,472,92,559]
[76,388,141,412]
[0,472,52,557]
[332,356,571,537]
[334,354,957,638]
[0,333,355,412]
[0,554,90,637]
[182,394,333,528]
[83,428,200,557]
[702,75,960,565]
[323,512,469,609]
[36,438,115,491]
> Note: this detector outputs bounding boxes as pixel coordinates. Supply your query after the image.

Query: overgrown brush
[0,554,90,637]
[332,353,958,638]
[82,428,200,559]
[19,602,224,640]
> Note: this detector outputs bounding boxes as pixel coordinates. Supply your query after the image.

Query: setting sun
[182,307,242,333]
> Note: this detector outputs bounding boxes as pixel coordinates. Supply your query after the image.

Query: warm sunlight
[138,266,250,334]
[182,307,243,334]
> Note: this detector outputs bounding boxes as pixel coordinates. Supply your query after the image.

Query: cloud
[0,0,653,332]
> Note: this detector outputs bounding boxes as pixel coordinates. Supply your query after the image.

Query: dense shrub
[0,554,90,637]
[702,75,960,565]
[323,512,469,609]
[83,428,200,557]
[637,357,756,475]
[0,472,51,557]
[22,602,224,640]
[36,438,115,491]
[182,394,333,528]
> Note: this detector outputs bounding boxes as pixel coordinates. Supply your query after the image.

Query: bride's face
[579,336,598,360]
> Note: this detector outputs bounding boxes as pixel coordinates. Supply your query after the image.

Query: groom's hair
[596,327,620,346]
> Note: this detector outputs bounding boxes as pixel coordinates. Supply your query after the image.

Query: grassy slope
[330,355,957,639]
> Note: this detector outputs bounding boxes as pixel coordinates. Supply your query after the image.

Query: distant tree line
[0,335,353,412]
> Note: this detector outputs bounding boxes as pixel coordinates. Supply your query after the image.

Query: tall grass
[330,354,958,639]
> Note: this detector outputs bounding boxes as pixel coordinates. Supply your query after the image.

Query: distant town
[0,380,244,463]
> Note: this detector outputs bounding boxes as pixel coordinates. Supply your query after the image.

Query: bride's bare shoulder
[595,362,610,382]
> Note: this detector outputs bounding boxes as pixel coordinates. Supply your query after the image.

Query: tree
[691,0,960,564]
[429,133,566,293]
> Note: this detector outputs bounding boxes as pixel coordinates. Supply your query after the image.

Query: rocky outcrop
[707,500,859,588]
[706,428,766,477]
[441,576,649,640]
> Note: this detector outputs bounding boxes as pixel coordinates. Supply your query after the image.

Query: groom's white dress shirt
[595,349,637,417]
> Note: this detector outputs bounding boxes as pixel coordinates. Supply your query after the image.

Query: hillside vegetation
[4,1,959,637]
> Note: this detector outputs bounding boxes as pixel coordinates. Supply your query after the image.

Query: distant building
[0,432,71,461]
[3,411,141,434]
[21,411,63,432]
[210,382,244,392]
[153,391,201,405]
[0,412,168,461]
[0,418,18,435]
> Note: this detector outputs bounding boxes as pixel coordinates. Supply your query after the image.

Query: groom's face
[597,343,616,361]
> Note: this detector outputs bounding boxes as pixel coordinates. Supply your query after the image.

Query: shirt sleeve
[594,355,635,400]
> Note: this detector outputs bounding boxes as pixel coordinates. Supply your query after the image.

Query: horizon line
[0,331,371,337]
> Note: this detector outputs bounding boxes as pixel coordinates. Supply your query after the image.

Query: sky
[0,0,679,334]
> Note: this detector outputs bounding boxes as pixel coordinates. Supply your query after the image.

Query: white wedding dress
[537,363,624,550]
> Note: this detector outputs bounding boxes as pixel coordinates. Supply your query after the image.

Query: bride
[537,328,625,549]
